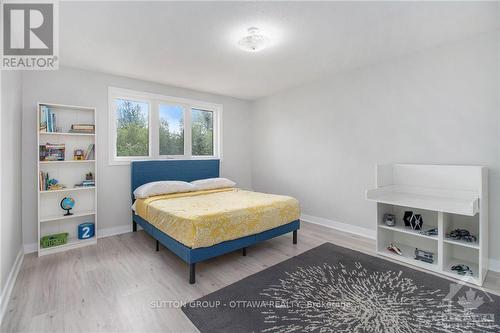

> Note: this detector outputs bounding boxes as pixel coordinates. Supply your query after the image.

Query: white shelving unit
[37,103,97,256]
[366,164,488,286]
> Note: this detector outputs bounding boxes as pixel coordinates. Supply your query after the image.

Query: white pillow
[133,181,195,199]
[191,178,236,191]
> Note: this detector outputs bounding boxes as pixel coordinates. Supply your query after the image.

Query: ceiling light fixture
[238,27,270,52]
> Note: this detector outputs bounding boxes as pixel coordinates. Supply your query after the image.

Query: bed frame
[131,159,300,284]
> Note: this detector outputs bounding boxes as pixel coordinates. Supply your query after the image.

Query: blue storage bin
[78,222,95,239]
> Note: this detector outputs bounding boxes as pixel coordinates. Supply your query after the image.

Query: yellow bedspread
[134,188,300,248]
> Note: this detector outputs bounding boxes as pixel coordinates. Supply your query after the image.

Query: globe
[60,197,75,216]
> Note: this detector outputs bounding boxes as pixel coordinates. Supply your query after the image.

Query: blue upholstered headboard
[130,159,220,200]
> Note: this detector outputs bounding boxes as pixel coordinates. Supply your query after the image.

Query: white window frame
[108,87,222,165]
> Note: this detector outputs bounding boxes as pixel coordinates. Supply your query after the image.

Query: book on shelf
[75,181,95,188]
[39,105,47,132]
[39,105,57,133]
[39,143,65,161]
[39,171,49,191]
[69,124,95,134]
[85,144,95,160]
[72,124,94,129]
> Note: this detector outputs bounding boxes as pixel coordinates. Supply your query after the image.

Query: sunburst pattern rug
[182,243,500,332]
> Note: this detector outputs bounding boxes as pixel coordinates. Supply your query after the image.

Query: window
[159,104,184,156]
[115,99,149,157]
[109,87,221,164]
[192,109,213,156]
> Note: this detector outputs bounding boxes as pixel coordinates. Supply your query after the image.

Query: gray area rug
[182,243,500,332]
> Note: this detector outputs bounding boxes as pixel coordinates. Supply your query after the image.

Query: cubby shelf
[39,237,97,256]
[367,164,488,286]
[380,243,439,271]
[378,224,438,240]
[443,258,479,281]
[39,132,95,137]
[40,211,96,223]
[40,160,95,164]
[444,238,480,250]
[40,186,95,194]
[37,102,97,256]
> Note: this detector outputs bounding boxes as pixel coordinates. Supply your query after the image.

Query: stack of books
[39,105,57,132]
[39,143,65,161]
[69,124,95,134]
[75,180,95,188]
[83,179,95,187]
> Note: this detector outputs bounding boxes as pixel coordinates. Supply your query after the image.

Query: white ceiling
[60,1,499,100]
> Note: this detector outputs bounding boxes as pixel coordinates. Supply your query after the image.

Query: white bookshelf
[37,103,97,256]
[366,164,488,286]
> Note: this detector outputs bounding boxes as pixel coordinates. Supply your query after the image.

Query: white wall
[21,67,252,247]
[1,71,23,291]
[251,32,500,262]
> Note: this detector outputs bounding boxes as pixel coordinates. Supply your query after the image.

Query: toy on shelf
[402,211,423,230]
[47,178,65,191]
[383,214,396,226]
[73,149,85,160]
[420,228,438,236]
[387,243,402,256]
[446,229,477,243]
[451,264,473,276]
[409,214,423,230]
[414,248,434,264]
[403,211,413,227]
[78,222,95,239]
[60,197,75,216]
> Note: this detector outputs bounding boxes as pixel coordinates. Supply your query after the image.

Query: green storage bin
[40,232,68,248]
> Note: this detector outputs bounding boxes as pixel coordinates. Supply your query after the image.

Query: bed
[131,159,300,284]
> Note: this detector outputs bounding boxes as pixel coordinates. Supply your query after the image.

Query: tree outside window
[159,104,184,155]
[115,99,149,157]
[192,109,213,156]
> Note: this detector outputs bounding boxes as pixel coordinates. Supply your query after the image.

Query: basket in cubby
[40,232,69,248]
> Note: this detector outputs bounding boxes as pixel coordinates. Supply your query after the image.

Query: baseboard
[0,247,24,324]
[98,224,133,238]
[23,242,37,254]
[301,213,376,240]
[489,258,500,273]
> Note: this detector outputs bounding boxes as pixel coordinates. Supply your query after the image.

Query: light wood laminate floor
[2,222,500,332]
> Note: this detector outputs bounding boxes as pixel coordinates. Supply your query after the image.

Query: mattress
[134,188,300,248]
